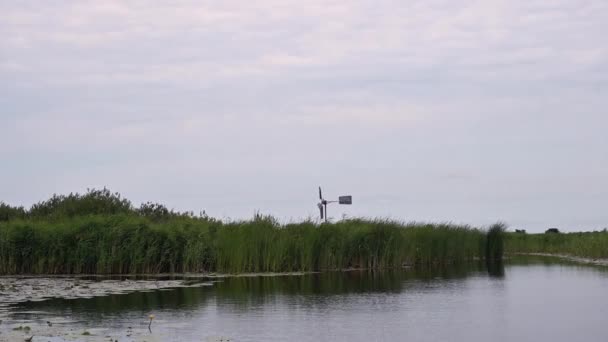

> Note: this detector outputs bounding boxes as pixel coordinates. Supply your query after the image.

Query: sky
[1,0,607,232]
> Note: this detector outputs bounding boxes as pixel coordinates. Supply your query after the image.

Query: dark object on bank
[486,223,505,262]
[486,223,506,278]
[545,228,560,234]
[515,229,526,234]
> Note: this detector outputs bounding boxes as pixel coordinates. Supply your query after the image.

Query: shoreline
[511,252,608,267]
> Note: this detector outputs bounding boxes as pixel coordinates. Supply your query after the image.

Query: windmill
[317,186,352,223]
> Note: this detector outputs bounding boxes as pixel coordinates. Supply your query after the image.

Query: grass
[0,215,499,275]
[505,230,608,259]
[0,189,504,275]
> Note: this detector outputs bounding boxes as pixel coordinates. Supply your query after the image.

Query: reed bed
[0,189,503,275]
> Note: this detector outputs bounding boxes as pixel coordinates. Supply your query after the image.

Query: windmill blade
[319,186,323,200]
[317,203,324,219]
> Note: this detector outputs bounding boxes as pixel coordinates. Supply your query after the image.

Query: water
[2,258,608,341]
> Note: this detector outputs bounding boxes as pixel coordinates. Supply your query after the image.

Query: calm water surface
[5,258,608,342]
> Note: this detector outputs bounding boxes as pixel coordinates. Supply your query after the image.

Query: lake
[1,257,607,341]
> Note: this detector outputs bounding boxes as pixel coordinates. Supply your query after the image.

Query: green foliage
[0,202,26,222]
[505,230,608,259]
[28,188,133,220]
[1,188,199,222]
[0,216,499,275]
[0,190,504,275]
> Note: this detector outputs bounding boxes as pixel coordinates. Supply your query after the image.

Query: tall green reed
[0,190,504,275]
[0,215,502,275]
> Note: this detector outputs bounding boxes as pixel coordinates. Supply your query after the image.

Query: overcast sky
[1,0,607,231]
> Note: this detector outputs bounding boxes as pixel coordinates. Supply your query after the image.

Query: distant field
[505,231,608,259]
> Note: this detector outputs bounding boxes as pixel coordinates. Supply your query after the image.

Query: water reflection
[6,260,608,342]
[16,263,492,317]
[486,260,505,278]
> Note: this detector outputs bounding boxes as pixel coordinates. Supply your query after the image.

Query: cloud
[1,0,607,229]
[3,0,606,86]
